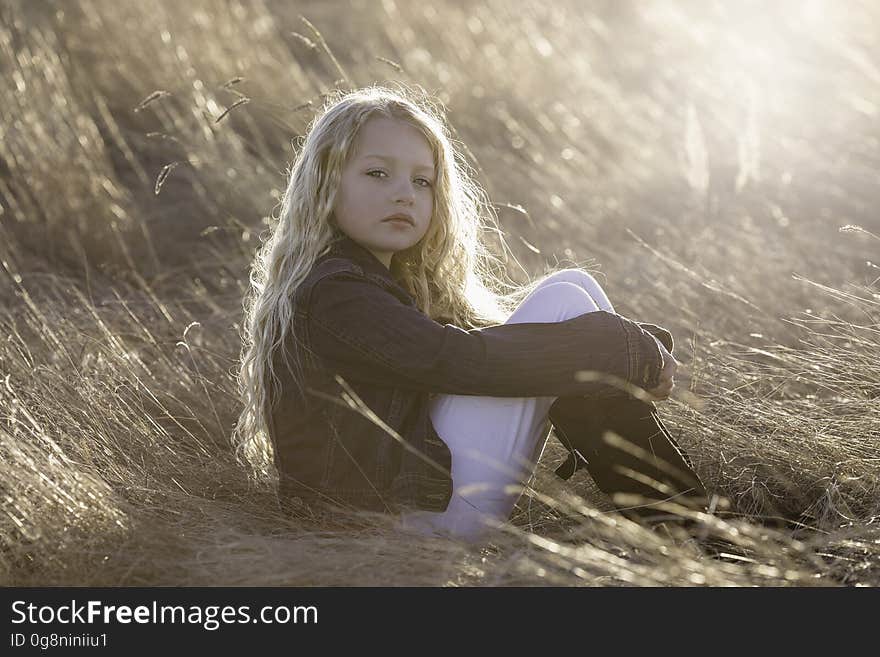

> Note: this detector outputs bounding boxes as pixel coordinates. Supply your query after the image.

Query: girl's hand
[646,338,677,401]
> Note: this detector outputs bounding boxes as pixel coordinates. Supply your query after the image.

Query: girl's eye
[366,170,432,188]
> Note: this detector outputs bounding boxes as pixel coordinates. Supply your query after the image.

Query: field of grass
[1,0,878,586]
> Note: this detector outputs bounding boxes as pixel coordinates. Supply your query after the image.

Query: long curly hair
[232,85,541,485]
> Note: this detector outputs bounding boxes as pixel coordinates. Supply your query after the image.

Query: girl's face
[332,115,435,268]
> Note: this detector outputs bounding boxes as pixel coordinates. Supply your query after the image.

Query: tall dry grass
[0,0,878,585]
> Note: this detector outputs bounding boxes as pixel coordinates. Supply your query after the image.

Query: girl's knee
[534,281,600,313]
[544,268,602,292]
[509,281,600,325]
[540,268,613,313]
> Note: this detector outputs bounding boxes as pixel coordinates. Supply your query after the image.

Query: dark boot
[548,395,710,526]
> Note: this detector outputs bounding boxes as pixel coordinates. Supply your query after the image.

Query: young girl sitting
[233,85,709,544]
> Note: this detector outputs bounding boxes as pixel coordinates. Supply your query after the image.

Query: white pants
[399,268,616,543]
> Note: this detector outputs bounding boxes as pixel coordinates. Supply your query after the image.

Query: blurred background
[1,0,878,586]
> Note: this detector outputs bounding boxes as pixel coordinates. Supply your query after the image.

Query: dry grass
[1,0,878,586]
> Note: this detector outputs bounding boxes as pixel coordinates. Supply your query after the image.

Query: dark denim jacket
[267,234,667,514]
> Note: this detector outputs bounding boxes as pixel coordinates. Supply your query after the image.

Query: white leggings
[399,268,616,543]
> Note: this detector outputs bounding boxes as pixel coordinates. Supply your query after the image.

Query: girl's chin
[374,237,420,251]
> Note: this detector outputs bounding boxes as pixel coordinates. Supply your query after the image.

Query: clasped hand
[646,338,677,401]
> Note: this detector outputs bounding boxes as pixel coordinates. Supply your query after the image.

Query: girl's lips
[383,213,415,226]
[383,217,414,227]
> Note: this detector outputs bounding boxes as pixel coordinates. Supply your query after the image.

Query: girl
[233,85,708,544]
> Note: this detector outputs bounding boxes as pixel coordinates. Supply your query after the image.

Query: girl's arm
[302,273,664,398]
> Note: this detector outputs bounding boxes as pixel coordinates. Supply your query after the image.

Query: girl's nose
[392,179,416,204]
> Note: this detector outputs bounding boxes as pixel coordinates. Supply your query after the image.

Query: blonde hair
[233,85,540,484]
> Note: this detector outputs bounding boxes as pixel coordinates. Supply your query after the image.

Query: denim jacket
[267,234,668,514]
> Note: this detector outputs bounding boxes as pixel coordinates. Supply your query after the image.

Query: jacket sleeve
[303,273,663,397]
[637,322,674,353]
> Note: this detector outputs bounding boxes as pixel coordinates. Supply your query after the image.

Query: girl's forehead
[353,116,434,159]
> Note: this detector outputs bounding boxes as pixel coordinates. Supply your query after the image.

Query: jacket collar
[325,234,413,300]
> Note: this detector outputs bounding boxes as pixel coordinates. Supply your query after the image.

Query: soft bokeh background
[1,0,878,585]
